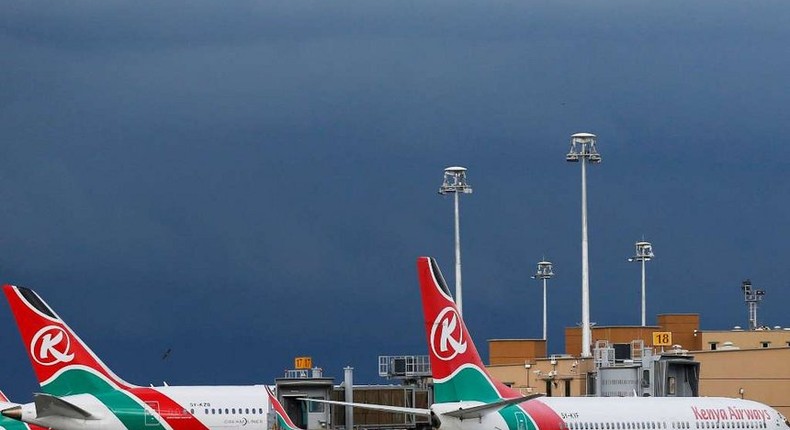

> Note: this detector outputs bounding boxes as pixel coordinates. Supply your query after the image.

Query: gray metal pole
[344,366,353,430]
[581,156,591,357]
[641,259,646,326]
[454,191,463,315]
[542,278,548,341]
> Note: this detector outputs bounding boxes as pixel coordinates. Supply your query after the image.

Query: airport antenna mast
[566,132,601,358]
[741,279,765,331]
[439,166,473,315]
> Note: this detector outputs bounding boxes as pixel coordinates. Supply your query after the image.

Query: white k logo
[31,326,75,366]
[431,307,467,361]
[439,313,467,354]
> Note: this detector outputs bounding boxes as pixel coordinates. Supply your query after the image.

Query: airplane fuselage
[16,385,270,430]
[433,397,788,430]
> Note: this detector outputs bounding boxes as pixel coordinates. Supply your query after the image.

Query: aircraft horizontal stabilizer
[34,393,97,420]
[442,394,544,420]
[297,398,431,416]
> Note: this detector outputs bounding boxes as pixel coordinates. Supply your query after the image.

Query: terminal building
[487,313,790,416]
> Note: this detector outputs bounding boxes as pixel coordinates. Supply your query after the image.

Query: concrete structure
[562,314,701,356]
[489,353,593,397]
[489,339,547,366]
[694,347,790,410]
[489,344,699,399]
[486,314,790,416]
[694,328,790,351]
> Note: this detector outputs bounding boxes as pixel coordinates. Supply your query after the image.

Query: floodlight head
[571,132,596,142]
[534,260,554,280]
[566,132,601,163]
[439,166,473,195]
[631,241,654,261]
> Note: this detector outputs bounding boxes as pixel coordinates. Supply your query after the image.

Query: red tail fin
[2,285,133,394]
[0,389,8,402]
[417,257,518,402]
[417,257,488,379]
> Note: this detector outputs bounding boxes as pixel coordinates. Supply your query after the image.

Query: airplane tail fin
[0,390,8,402]
[417,257,518,403]
[265,386,303,430]
[2,285,134,396]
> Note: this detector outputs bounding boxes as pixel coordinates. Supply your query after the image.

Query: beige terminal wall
[694,347,790,416]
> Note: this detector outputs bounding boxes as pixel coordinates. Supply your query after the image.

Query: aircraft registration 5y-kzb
[0,285,271,430]
[302,257,790,430]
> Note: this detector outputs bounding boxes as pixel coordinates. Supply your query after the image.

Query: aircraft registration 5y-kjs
[0,285,271,430]
[303,257,790,430]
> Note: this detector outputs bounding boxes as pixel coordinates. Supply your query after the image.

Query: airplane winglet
[0,390,8,402]
[34,393,97,420]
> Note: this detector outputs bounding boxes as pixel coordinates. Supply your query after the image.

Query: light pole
[566,132,601,358]
[741,279,765,330]
[531,260,554,341]
[628,241,654,326]
[439,166,473,314]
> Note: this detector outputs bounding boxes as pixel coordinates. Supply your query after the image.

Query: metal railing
[378,355,431,378]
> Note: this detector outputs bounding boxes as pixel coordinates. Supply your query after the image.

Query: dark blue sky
[2,1,790,400]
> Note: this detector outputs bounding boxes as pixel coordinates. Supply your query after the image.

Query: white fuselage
[434,397,788,430]
[18,385,271,430]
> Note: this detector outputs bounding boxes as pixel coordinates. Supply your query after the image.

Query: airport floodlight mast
[741,279,765,330]
[439,166,473,315]
[628,241,654,326]
[531,260,554,341]
[566,132,601,358]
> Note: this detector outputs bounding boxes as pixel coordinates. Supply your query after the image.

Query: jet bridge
[593,340,700,397]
